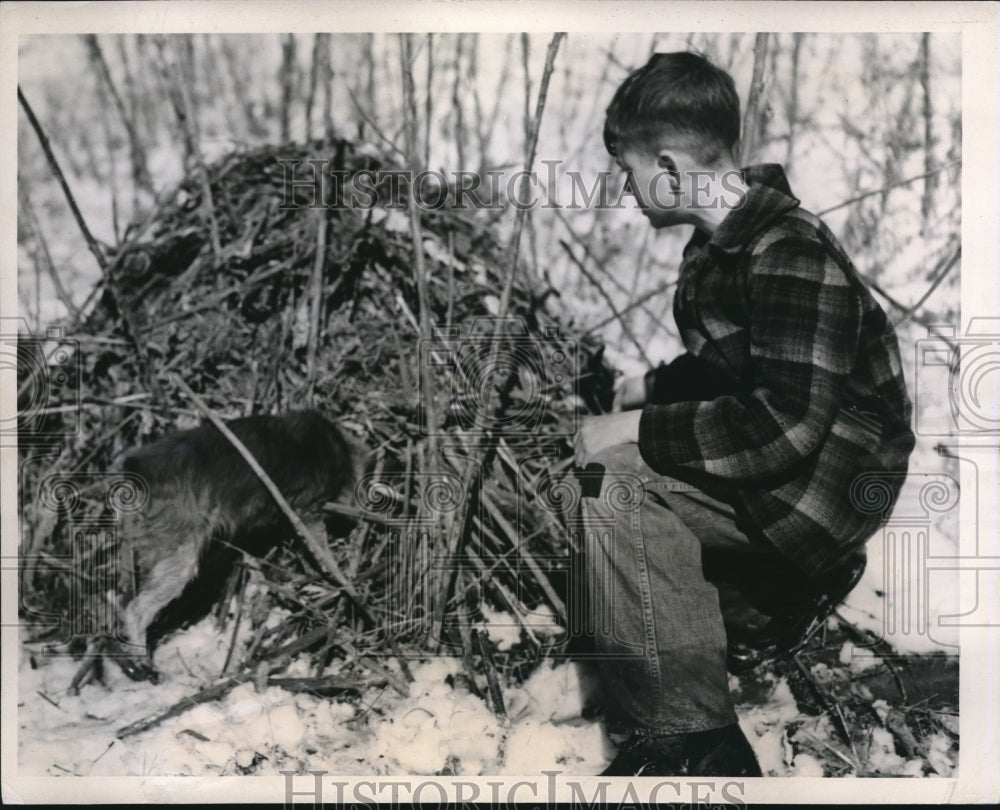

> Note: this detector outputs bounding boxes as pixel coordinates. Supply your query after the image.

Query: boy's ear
[656,152,681,189]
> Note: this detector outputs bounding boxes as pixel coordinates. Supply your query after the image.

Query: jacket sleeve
[637,238,863,481]
[644,352,742,405]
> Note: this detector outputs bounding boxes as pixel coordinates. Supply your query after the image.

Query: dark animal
[114,410,357,682]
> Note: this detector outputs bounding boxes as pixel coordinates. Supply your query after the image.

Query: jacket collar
[687,163,801,257]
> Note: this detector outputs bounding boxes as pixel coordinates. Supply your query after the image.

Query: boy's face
[616,147,685,229]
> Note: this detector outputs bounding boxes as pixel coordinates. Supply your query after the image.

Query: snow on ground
[18,621,613,778]
[19,604,957,778]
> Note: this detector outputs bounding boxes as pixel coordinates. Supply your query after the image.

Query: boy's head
[603,51,741,168]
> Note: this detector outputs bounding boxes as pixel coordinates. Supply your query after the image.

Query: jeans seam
[630,506,664,723]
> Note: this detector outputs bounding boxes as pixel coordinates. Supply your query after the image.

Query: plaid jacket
[638,164,915,575]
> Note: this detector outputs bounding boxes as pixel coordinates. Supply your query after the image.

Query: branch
[399,34,440,457]
[554,206,673,333]
[863,274,957,350]
[892,246,960,328]
[82,34,153,192]
[305,191,328,403]
[559,240,652,366]
[18,87,107,274]
[19,189,81,319]
[151,36,222,259]
[582,279,676,336]
[818,161,961,217]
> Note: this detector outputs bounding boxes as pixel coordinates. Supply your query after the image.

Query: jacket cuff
[638,403,667,472]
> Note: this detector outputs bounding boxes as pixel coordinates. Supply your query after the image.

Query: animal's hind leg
[118,539,202,681]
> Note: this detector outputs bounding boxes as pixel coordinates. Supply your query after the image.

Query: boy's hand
[574,410,642,467]
[613,374,648,412]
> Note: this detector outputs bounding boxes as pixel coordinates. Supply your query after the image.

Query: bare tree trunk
[740,33,770,165]
[520,34,532,150]
[452,34,466,173]
[152,36,221,258]
[83,35,153,196]
[179,35,200,125]
[134,35,161,140]
[398,33,437,441]
[93,69,121,242]
[919,32,936,232]
[360,34,376,140]
[280,34,297,143]
[399,33,442,650]
[785,33,803,172]
[220,35,262,138]
[477,34,514,177]
[201,35,241,140]
[321,34,334,142]
[78,111,105,184]
[468,34,483,171]
[306,34,321,141]
[424,33,433,169]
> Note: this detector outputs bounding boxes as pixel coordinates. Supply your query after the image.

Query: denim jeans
[573,443,779,736]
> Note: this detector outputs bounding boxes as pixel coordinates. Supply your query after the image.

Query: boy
[573,52,915,776]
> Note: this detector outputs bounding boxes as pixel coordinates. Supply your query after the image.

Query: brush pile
[20,140,616,707]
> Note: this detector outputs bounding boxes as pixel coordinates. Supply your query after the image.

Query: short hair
[603,52,741,166]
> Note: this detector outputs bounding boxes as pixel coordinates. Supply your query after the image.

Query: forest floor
[18,583,958,779]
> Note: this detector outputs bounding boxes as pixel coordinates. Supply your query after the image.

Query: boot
[727,550,867,673]
[600,723,762,777]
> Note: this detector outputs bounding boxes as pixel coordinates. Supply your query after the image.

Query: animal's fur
[115,410,355,681]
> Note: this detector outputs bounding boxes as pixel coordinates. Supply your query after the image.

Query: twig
[455,571,483,697]
[151,35,222,259]
[495,33,565,324]
[559,239,652,366]
[479,489,566,623]
[116,671,367,739]
[793,652,856,756]
[305,192,328,403]
[323,500,392,526]
[818,161,962,217]
[18,188,81,319]
[555,207,672,332]
[583,279,675,336]
[474,628,507,718]
[220,563,248,676]
[892,246,960,328]
[265,676,367,697]
[18,86,107,273]
[67,639,105,695]
[797,728,860,773]
[345,84,407,162]
[834,609,908,703]
[82,34,153,192]
[36,690,63,710]
[864,275,957,351]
